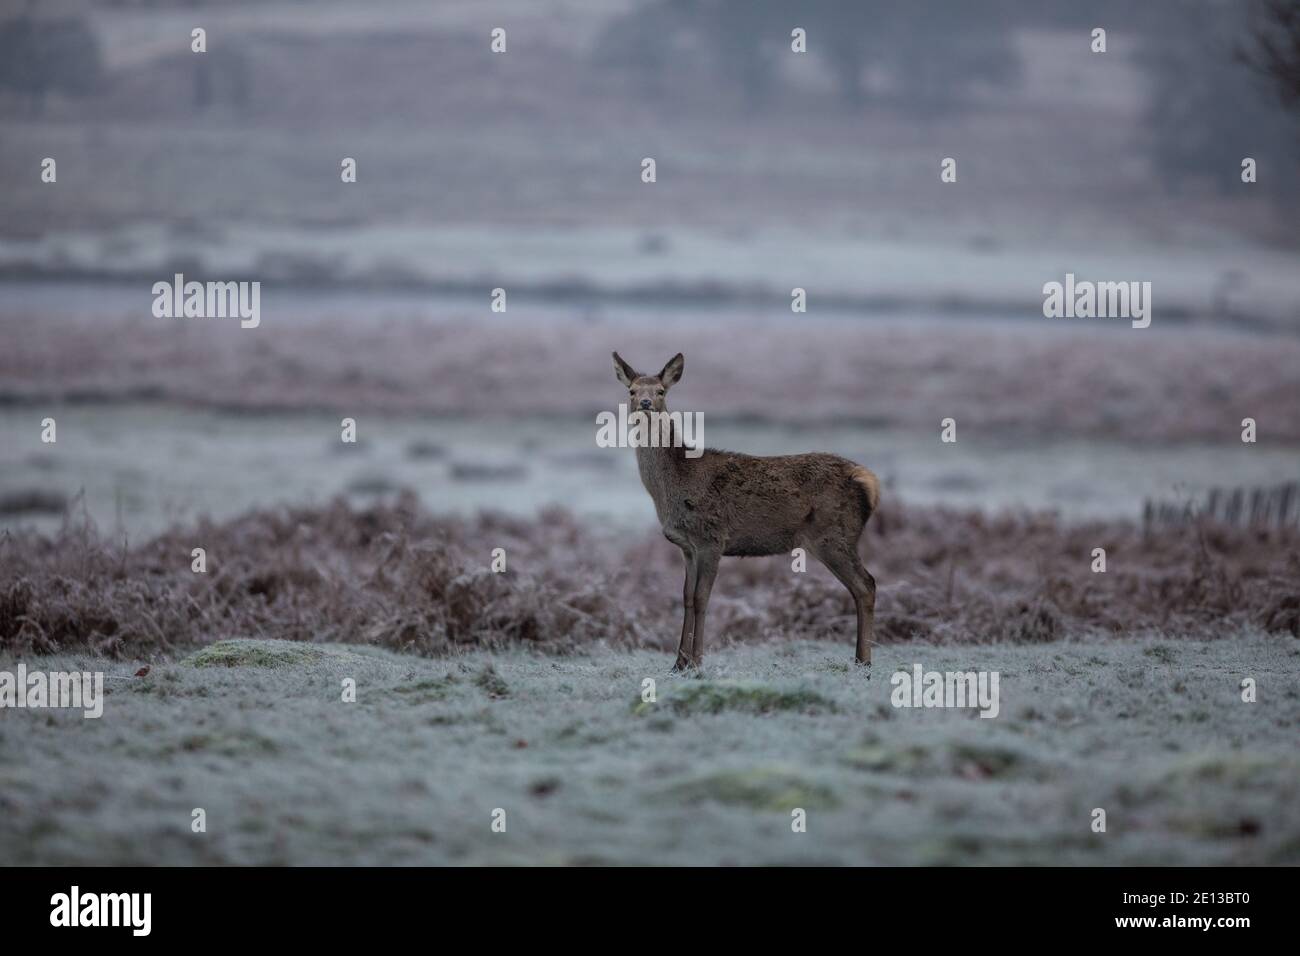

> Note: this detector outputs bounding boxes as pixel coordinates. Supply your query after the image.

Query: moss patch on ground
[634,679,836,717]
[185,639,326,669]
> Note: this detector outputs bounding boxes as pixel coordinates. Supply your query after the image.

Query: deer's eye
[656,388,665,395]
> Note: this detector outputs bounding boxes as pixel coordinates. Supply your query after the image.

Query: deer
[613,351,880,672]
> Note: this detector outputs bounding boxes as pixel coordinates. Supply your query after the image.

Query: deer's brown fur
[613,351,879,670]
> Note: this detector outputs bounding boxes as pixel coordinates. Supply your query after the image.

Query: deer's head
[613,352,683,413]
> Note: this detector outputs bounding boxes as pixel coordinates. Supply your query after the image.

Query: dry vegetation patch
[1,494,1296,659]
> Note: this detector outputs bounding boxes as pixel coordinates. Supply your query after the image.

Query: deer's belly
[658,498,802,556]
[723,528,797,557]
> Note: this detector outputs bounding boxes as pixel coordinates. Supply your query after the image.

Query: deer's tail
[849,465,881,523]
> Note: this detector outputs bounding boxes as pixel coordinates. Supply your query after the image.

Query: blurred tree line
[599,0,1300,194]
[596,0,1021,114]
[0,0,250,116]
[2,0,1297,195]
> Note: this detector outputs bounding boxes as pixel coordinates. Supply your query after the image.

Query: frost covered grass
[2,497,1297,659]
[1,634,1297,865]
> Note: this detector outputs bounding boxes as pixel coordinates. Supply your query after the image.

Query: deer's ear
[612,351,637,387]
[659,353,684,388]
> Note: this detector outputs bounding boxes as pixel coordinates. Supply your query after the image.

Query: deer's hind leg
[812,540,876,666]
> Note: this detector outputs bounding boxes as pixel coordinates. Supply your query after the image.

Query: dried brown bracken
[0,493,1295,658]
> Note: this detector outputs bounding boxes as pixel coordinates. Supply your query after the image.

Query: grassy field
[2,499,1297,865]
[5,306,1300,444]
[2,634,1297,865]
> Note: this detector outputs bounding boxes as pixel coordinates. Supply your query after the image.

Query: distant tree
[705,0,785,110]
[1238,0,1300,109]
[862,0,1022,116]
[0,12,103,116]
[765,0,1022,113]
[193,48,253,113]
[1141,1,1300,193]
[819,1,875,107]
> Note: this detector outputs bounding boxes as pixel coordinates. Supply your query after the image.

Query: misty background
[2,0,1299,536]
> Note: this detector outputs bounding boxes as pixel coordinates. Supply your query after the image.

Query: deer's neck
[634,417,688,517]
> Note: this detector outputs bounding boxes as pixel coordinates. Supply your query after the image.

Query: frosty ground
[2,633,1296,866]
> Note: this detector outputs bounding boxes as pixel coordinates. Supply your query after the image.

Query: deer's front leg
[673,548,698,672]
[688,549,721,668]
